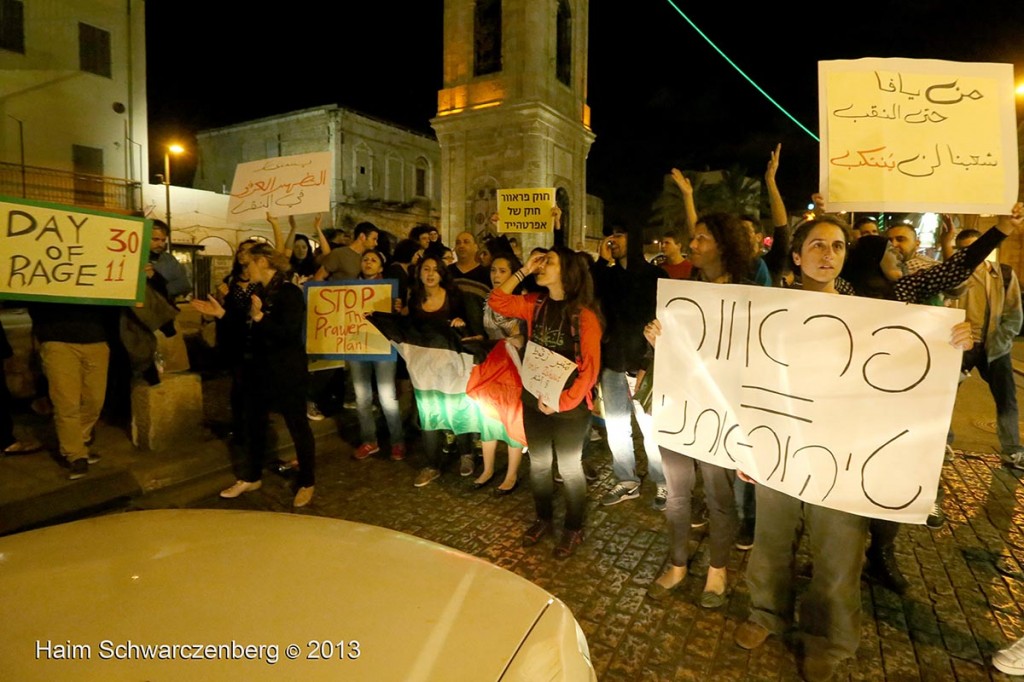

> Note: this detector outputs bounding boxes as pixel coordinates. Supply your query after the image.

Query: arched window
[474,0,502,76]
[414,157,430,198]
[556,0,572,86]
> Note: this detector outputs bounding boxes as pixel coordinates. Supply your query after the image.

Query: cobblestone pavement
[171,372,1024,681]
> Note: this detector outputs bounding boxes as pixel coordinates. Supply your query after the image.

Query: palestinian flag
[369,314,523,446]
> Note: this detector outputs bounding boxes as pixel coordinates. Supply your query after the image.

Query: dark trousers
[961,347,1020,453]
[0,364,13,448]
[243,371,315,488]
[523,399,590,531]
[660,447,737,568]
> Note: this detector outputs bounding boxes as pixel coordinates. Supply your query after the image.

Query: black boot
[865,546,908,595]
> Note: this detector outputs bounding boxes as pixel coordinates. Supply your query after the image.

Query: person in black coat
[193,243,316,507]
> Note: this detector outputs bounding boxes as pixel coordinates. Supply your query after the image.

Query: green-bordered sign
[0,196,151,306]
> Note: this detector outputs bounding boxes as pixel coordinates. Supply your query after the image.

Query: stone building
[193,105,441,239]
[431,0,595,251]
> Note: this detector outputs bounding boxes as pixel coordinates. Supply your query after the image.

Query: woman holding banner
[642,212,753,608]
[194,243,316,508]
[489,242,602,559]
[729,208,1021,680]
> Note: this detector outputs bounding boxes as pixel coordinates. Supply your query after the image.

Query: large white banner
[652,280,965,524]
[819,58,1018,214]
[228,152,331,221]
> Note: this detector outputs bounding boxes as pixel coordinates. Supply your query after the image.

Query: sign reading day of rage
[0,197,149,306]
[652,280,965,524]
[497,188,555,233]
[820,58,1018,214]
[305,280,397,361]
[229,152,332,221]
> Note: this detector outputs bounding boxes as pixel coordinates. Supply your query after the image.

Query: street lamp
[163,143,184,232]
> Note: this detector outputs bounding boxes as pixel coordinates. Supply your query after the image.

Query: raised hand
[765,143,781,184]
[670,168,693,196]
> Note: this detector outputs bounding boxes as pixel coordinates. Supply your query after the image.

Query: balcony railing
[0,161,142,213]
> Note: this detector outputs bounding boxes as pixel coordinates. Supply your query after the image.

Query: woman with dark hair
[642,211,756,608]
[489,244,602,558]
[193,243,316,507]
[349,250,406,462]
[731,213,983,679]
[289,234,318,281]
[407,254,480,487]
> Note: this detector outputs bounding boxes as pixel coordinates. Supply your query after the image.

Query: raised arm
[266,212,284,253]
[765,144,787,229]
[670,168,697,234]
[313,214,330,257]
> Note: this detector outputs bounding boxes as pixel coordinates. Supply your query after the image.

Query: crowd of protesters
[6,144,1024,679]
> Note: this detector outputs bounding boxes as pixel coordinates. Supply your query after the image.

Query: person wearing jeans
[349,359,405,461]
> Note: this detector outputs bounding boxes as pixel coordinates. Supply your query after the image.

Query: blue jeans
[601,368,664,486]
[349,360,404,446]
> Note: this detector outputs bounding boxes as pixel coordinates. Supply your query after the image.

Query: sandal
[2,440,42,456]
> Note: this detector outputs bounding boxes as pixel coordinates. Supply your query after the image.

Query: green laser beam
[662,0,820,142]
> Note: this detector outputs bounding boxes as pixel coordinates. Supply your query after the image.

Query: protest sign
[519,340,578,409]
[228,152,331,221]
[496,188,555,233]
[819,58,1018,214]
[305,280,397,361]
[0,197,149,306]
[652,279,965,524]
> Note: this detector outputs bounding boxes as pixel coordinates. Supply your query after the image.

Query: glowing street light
[162,143,184,232]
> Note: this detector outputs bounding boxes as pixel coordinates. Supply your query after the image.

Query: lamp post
[163,143,184,232]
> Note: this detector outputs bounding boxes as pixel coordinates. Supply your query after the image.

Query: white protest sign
[497,188,555,233]
[652,279,965,524]
[820,58,1018,214]
[520,340,577,410]
[228,152,332,221]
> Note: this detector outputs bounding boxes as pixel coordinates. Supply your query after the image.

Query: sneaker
[68,458,88,480]
[944,443,955,463]
[390,443,406,461]
[306,401,325,421]
[691,510,709,529]
[653,485,668,511]
[293,486,314,508]
[343,399,357,410]
[86,452,101,465]
[220,480,262,499]
[735,520,755,551]
[459,454,475,477]
[1004,450,1024,471]
[414,467,440,487]
[865,548,909,595]
[734,620,770,650]
[553,529,585,559]
[993,635,1024,675]
[553,468,563,484]
[583,460,599,482]
[600,482,640,506]
[353,443,380,460]
[589,427,602,442]
[802,651,840,682]
[926,501,946,529]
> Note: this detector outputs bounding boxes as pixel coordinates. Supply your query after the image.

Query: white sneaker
[993,635,1024,675]
[220,480,262,499]
[306,401,325,421]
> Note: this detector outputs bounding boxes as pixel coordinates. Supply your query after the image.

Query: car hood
[0,509,590,681]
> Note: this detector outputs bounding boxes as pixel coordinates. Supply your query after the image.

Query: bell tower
[431,0,594,249]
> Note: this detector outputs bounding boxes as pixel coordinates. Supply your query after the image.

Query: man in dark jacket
[592,223,668,509]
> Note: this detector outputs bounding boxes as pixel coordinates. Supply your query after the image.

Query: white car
[0,509,596,681]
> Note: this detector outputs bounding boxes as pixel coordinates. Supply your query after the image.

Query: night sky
[146,1,1024,226]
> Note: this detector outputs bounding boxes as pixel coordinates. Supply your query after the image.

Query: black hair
[353,221,379,240]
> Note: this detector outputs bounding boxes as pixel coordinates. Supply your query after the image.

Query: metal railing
[0,161,142,212]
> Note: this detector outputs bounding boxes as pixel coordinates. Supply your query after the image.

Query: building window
[0,0,24,54]
[414,158,429,197]
[474,0,501,76]
[556,0,572,86]
[79,23,111,77]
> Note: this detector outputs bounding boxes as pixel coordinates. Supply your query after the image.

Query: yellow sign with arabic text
[819,58,1017,214]
[228,152,332,221]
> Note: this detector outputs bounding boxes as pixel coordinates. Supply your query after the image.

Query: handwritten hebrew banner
[497,188,555,233]
[305,280,397,361]
[228,152,331,221]
[819,58,1018,214]
[521,340,578,409]
[0,197,150,306]
[652,279,965,524]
